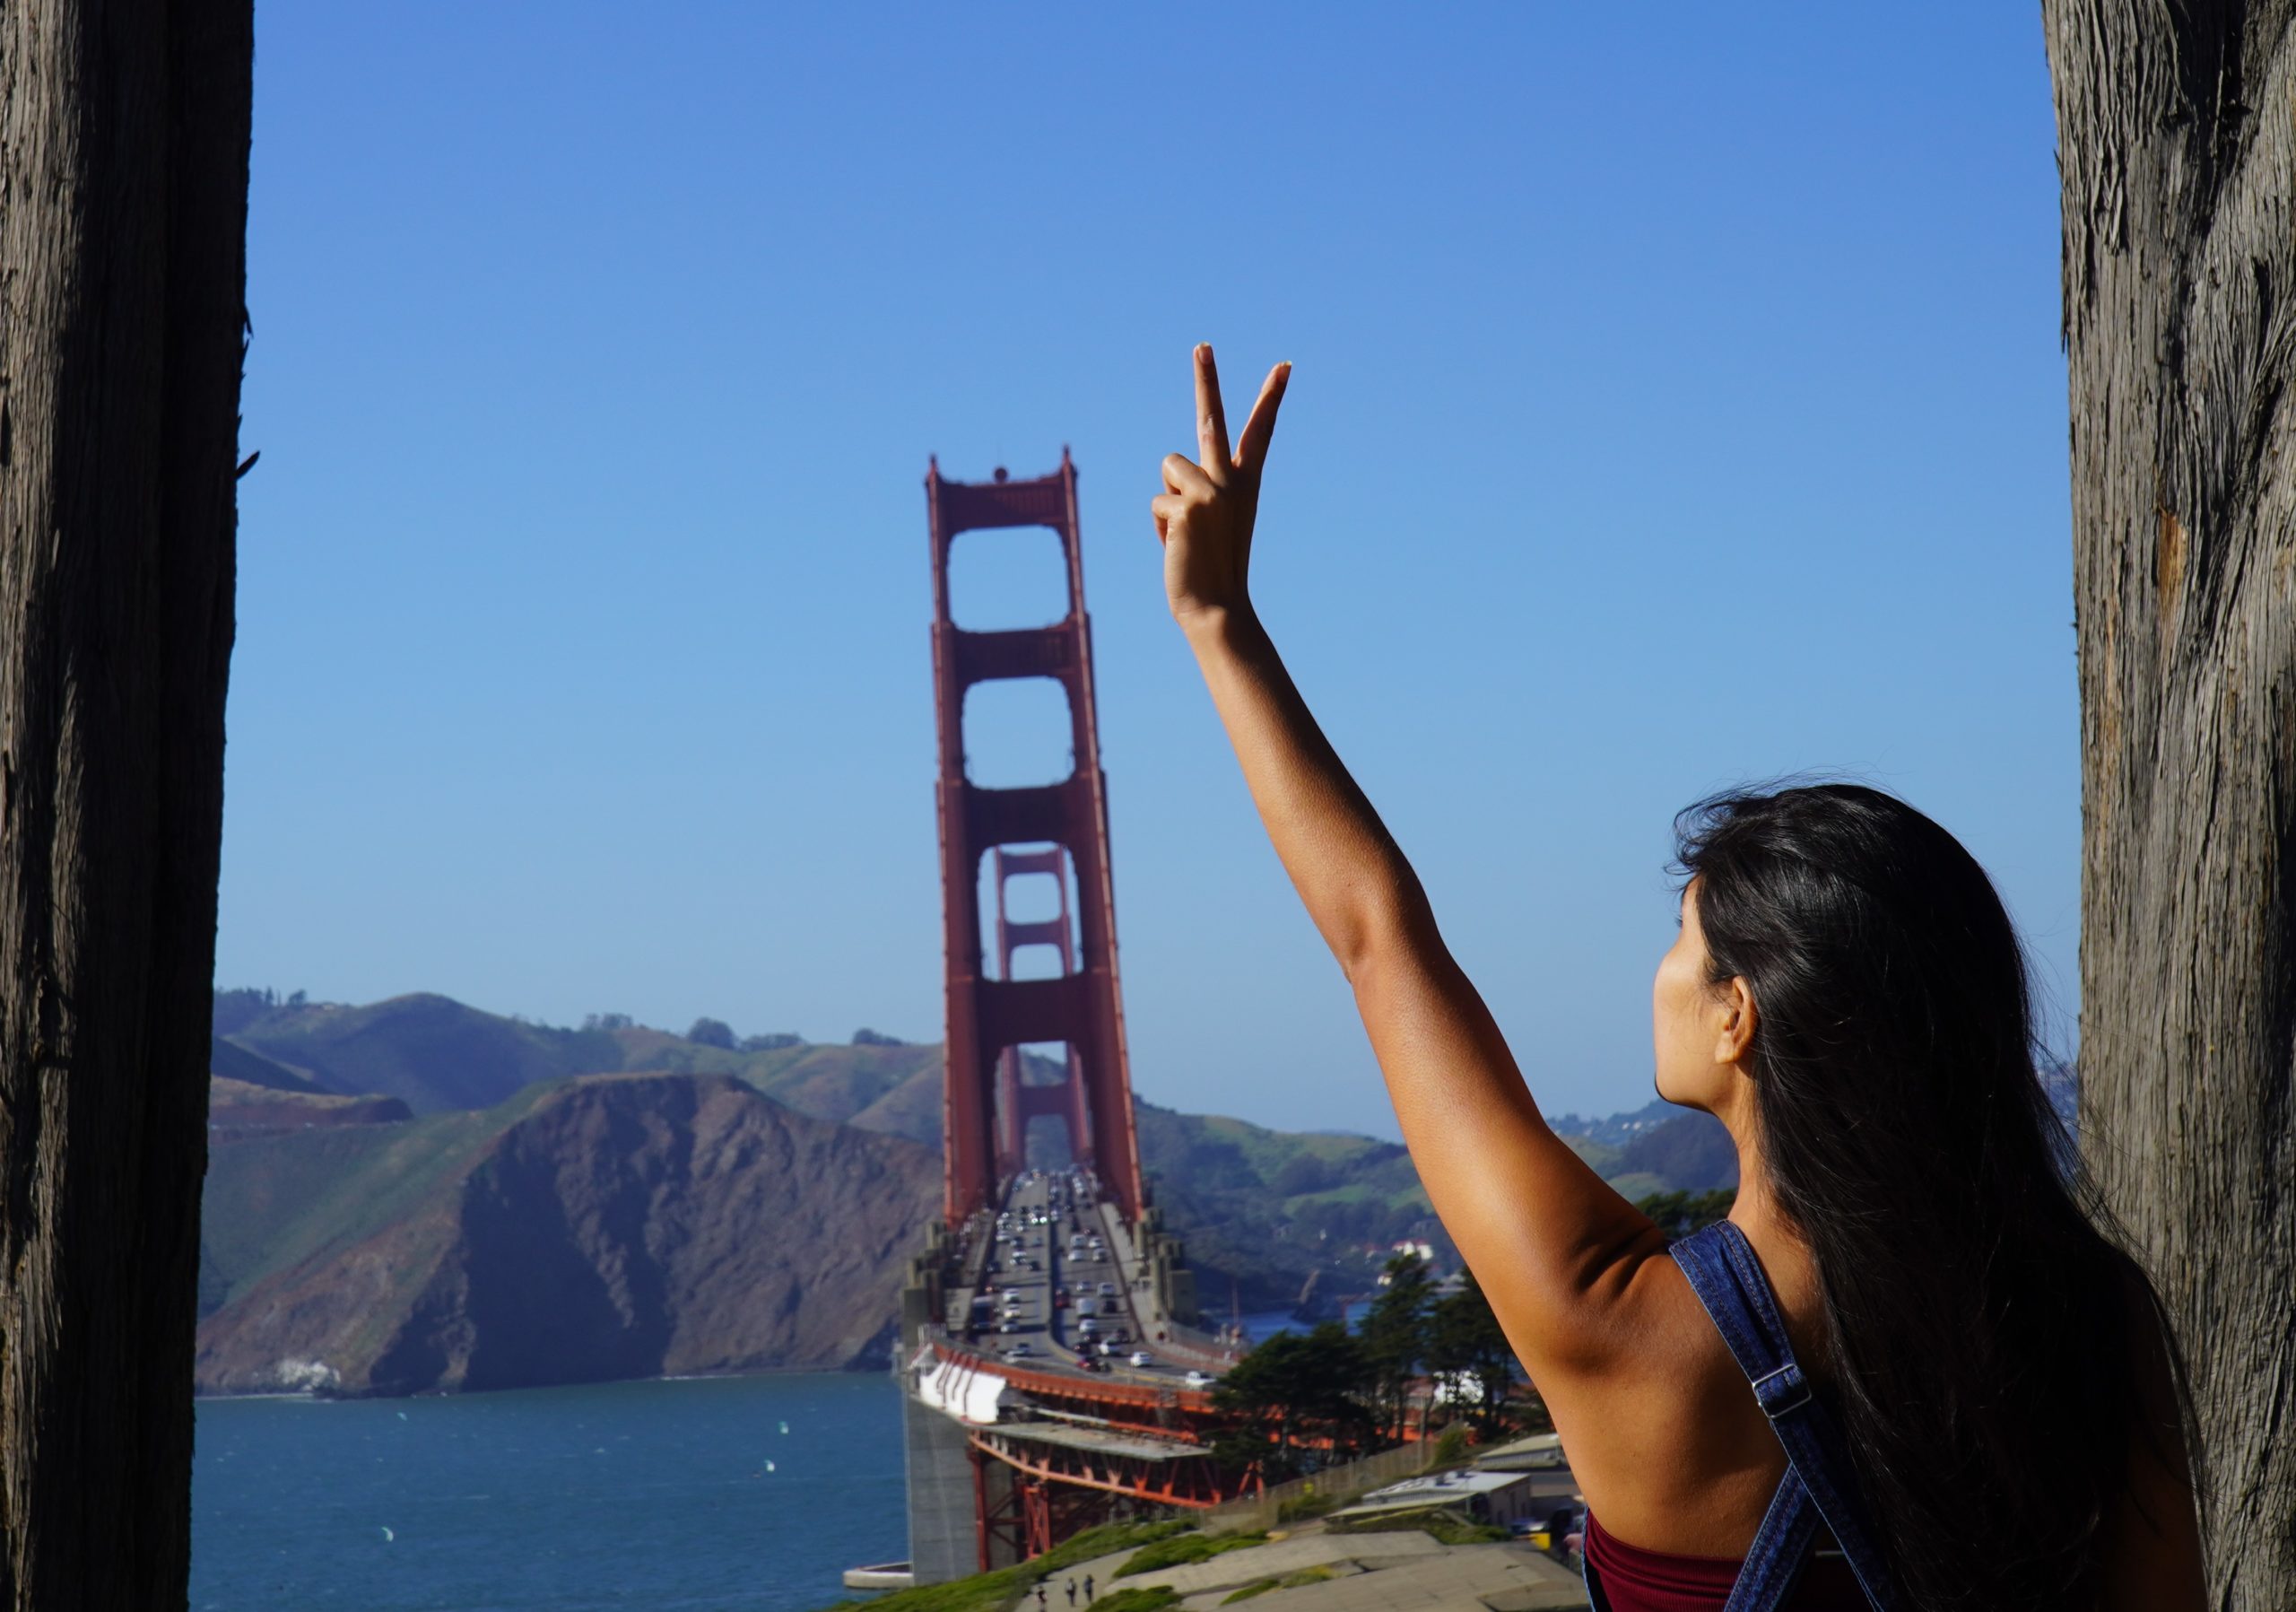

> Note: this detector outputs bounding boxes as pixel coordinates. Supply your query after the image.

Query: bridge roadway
[940,1167,1236,1391]
[903,1166,1264,1578]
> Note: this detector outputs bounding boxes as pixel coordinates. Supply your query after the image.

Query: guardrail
[926,1338,1217,1421]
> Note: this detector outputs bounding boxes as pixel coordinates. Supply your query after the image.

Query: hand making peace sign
[1150,344,1291,627]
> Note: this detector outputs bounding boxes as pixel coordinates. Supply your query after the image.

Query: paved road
[963,1168,1216,1392]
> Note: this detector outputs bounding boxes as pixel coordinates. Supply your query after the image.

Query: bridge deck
[983,1420,1203,1463]
[937,1168,1230,1393]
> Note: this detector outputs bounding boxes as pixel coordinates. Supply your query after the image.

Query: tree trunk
[0,3,249,1606]
[2044,4,2296,1605]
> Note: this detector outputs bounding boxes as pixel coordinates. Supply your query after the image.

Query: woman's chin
[1650,1072,1712,1113]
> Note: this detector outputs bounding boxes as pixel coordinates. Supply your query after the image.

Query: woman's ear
[1713,977,1759,1067]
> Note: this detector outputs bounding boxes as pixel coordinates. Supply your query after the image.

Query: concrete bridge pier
[901,1380,991,1583]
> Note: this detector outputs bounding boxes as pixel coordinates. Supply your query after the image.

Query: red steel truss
[970,1428,1243,1512]
[927,453,1146,1224]
[991,847,1093,1178]
[972,1443,1127,1571]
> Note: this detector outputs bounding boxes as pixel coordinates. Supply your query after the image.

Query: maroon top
[1584,1511,1869,1611]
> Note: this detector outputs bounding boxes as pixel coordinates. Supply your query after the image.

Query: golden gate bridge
[895,452,1264,1581]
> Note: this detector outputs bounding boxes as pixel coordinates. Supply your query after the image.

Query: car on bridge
[1185,1370,1213,1389]
[1128,1350,1154,1368]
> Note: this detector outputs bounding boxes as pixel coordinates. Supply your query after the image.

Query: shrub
[1427,1424,1472,1469]
[686,1017,736,1049]
[1274,1491,1339,1524]
[1276,1567,1338,1588]
[1220,1582,1280,1605]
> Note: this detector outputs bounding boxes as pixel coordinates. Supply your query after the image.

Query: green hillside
[216,991,951,1129]
[223,994,622,1113]
[209,1033,330,1094]
[1129,1099,1441,1313]
[207,991,1736,1321]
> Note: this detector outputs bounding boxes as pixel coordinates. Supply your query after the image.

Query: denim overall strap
[1579,1468,1822,1612]
[1578,1465,1822,1612]
[1668,1221,1902,1612]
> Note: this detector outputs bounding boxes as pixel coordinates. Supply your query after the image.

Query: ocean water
[191,1372,906,1612]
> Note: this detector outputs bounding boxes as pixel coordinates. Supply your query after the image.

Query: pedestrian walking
[1065,1579,1078,1607]
[1083,1574,1095,1601]
[1033,1585,1047,1612]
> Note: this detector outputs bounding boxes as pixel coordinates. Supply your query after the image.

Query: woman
[1149,345,2205,1611]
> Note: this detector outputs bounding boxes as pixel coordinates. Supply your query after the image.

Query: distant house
[1331,1462,1578,1530]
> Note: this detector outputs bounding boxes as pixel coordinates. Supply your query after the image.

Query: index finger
[1195,344,1232,475]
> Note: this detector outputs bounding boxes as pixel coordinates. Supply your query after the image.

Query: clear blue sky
[222,4,2076,1138]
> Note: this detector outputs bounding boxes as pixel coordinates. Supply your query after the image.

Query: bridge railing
[924,1338,1219,1425]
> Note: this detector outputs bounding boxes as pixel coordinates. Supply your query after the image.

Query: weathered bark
[0,3,249,1607]
[2044,4,2296,1605]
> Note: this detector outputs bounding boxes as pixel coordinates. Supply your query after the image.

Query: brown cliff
[196,1072,937,1396]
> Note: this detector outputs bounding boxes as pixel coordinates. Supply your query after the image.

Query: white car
[1008,1341,1033,1357]
[1128,1350,1154,1368]
[1184,1370,1212,1389]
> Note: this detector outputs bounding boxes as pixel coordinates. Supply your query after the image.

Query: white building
[1330,1465,1576,1531]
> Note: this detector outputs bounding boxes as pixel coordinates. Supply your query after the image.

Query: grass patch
[1328,1506,1508,1547]
[1083,1592,1181,1612]
[1274,1491,1339,1524]
[1114,1530,1268,1579]
[821,1520,1192,1612]
[1223,1568,1336,1599]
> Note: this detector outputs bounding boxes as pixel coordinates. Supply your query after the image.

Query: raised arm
[1151,345,1665,1387]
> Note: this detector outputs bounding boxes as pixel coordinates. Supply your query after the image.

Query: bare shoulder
[1533,1240,1797,1557]
[2098,1270,2205,1612]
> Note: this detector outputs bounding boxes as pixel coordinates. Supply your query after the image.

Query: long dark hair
[1674,782,2193,1611]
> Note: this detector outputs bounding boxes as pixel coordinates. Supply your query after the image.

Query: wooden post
[2044,4,2296,1604]
[0,2,250,1605]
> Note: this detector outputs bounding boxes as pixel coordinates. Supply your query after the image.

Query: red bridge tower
[926,452,1146,1225]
